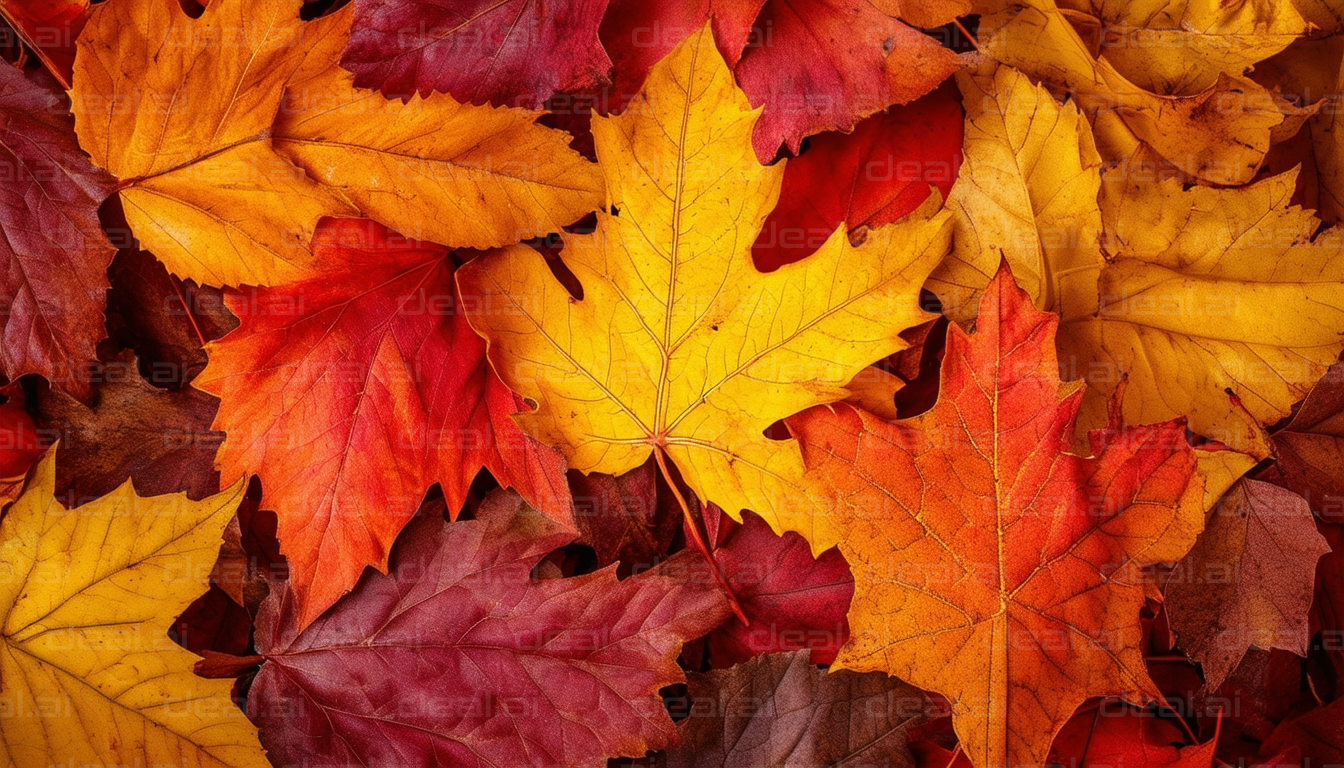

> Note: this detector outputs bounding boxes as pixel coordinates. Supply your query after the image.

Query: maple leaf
[0,0,88,87]
[340,0,613,108]
[0,60,115,402]
[71,0,602,288]
[458,24,952,550]
[248,488,730,767]
[657,651,928,767]
[196,217,573,627]
[787,264,1205,768]
[1166,480,1331,691]
[933,62,1344,458]
[733,0,962,161]
[599,0,961,162]
[975,0,1290,184]
[0,449,264,767]
[708,510,854,666]
[752,83,964,271]
[1080,161,1344,458]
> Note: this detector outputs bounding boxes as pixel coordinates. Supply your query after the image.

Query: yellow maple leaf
[931,62,1344,458]
[973,0,1290,184]
[71,0,602,287]
[0,450,260,767]
[457,24,952,549]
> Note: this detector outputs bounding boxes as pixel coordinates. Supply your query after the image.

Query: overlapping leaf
[340,0,613,107]
[0,450,262,767]
[0,61,115,401]
[789,265,1205,768]
[196,218,572,626]
[460,24,953,547]
[1166,479,1331,691]
[71,0,602,287]
[249,489,729,767]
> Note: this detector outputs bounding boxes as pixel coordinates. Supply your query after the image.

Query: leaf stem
[653,448,749,625]
[170,277,208,349]
[954,19,982,52]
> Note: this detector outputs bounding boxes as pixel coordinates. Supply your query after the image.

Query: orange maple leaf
[788,263,1205,768]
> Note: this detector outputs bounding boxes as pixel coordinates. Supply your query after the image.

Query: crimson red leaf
[1048,704,1217,768]
[598,0,765,104]
[250,489,730,768]
[734,0,961,161]
[708,510,853,667]
[341,0,613,108]
[0,61,115,401]
[196,218,574,627]
[752,83,963,270]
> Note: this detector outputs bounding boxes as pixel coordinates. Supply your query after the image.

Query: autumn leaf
[1273,361,1344,517]
[1260,696,1344,763]
[788,264,1205,768]
[339,0,612,107]
[707,510,853,667]
[0,449,263,767]
[196,217,573,626]
[933,60,1344,458]
[31,354,225,504]
[459,24,952,549]
[569,457,683,572]
[1166,479,1331,691]
[732,0,962,161]
[975,0,1290,184]
[248,489,730,768]
[1080,160,1344,458]
[1053,0,1306,96]
[752,83,964,271]
[104,247,238,389]
[599,0,765,99]
[0,0,88,87]
[599,0,961,162]
[657,651,928,767]
[1049,703,1218,768]
[71,0,602,287]
[0,60,115,402]
[927,60,1104,326]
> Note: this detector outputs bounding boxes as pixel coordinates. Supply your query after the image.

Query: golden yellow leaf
[929,61,1104,325]
[930,62,1344,457]
[1055,0,1306,96]
[0,450,260,768]
[72,0,601,287]
[1071,160,1344,457]
[974,0,1287,184]
[458,24,952,549]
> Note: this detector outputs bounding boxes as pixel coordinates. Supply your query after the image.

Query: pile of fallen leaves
[4,0,1344,765]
